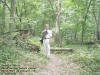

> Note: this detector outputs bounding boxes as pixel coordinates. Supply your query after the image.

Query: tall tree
[9,0,15,33]
[55,0,62,47]
[1,0,6,34]
[92,0,100,41]
[81,0,92,43]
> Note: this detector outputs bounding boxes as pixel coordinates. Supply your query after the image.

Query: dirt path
[34,54,80,75]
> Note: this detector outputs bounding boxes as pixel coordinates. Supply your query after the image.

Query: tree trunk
[51,48,73,52]
[92,1,100,41]
[97,8,100,40]
[9,0,15,34]
[55,0,62,47]
[81,0,92,44]
[2,0,6,34]
[24,1,27,17]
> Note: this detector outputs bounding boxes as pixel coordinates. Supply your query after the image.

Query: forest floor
[1,36,100,75]
[34,54,81,75]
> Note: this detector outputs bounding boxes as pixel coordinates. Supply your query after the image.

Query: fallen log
[50,48,73,52]
[27,43,40,52]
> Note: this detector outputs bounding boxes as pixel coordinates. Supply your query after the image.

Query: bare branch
[1,0,11,11]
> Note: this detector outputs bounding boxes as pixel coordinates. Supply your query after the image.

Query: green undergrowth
[0,35,48,75]
[54,44,100,75]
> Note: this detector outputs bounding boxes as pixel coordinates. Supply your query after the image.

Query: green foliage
[54,44,100,75]
[0,36,16,66]
[0,35,48,75]
[0,0,100,75]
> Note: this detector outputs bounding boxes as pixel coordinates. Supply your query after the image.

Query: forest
[0,0,100,75]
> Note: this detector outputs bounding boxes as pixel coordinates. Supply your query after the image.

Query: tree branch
[1,0,11,11]
[84,0,92,22]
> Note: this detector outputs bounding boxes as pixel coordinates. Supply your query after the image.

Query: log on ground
[50,48,73,52]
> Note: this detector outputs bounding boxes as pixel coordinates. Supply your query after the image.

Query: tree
[55,0,62,47]
[81,0,92,43]
[1,0,6,34]
[92,0,100,41]
[9,0,15,33]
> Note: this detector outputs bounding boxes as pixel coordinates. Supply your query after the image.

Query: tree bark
[9,0,15,34]
[92,1,100,41]
[50,48,73,52]
[1,0,6,34]
[55,0,62,47]
[97,8,100,40]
